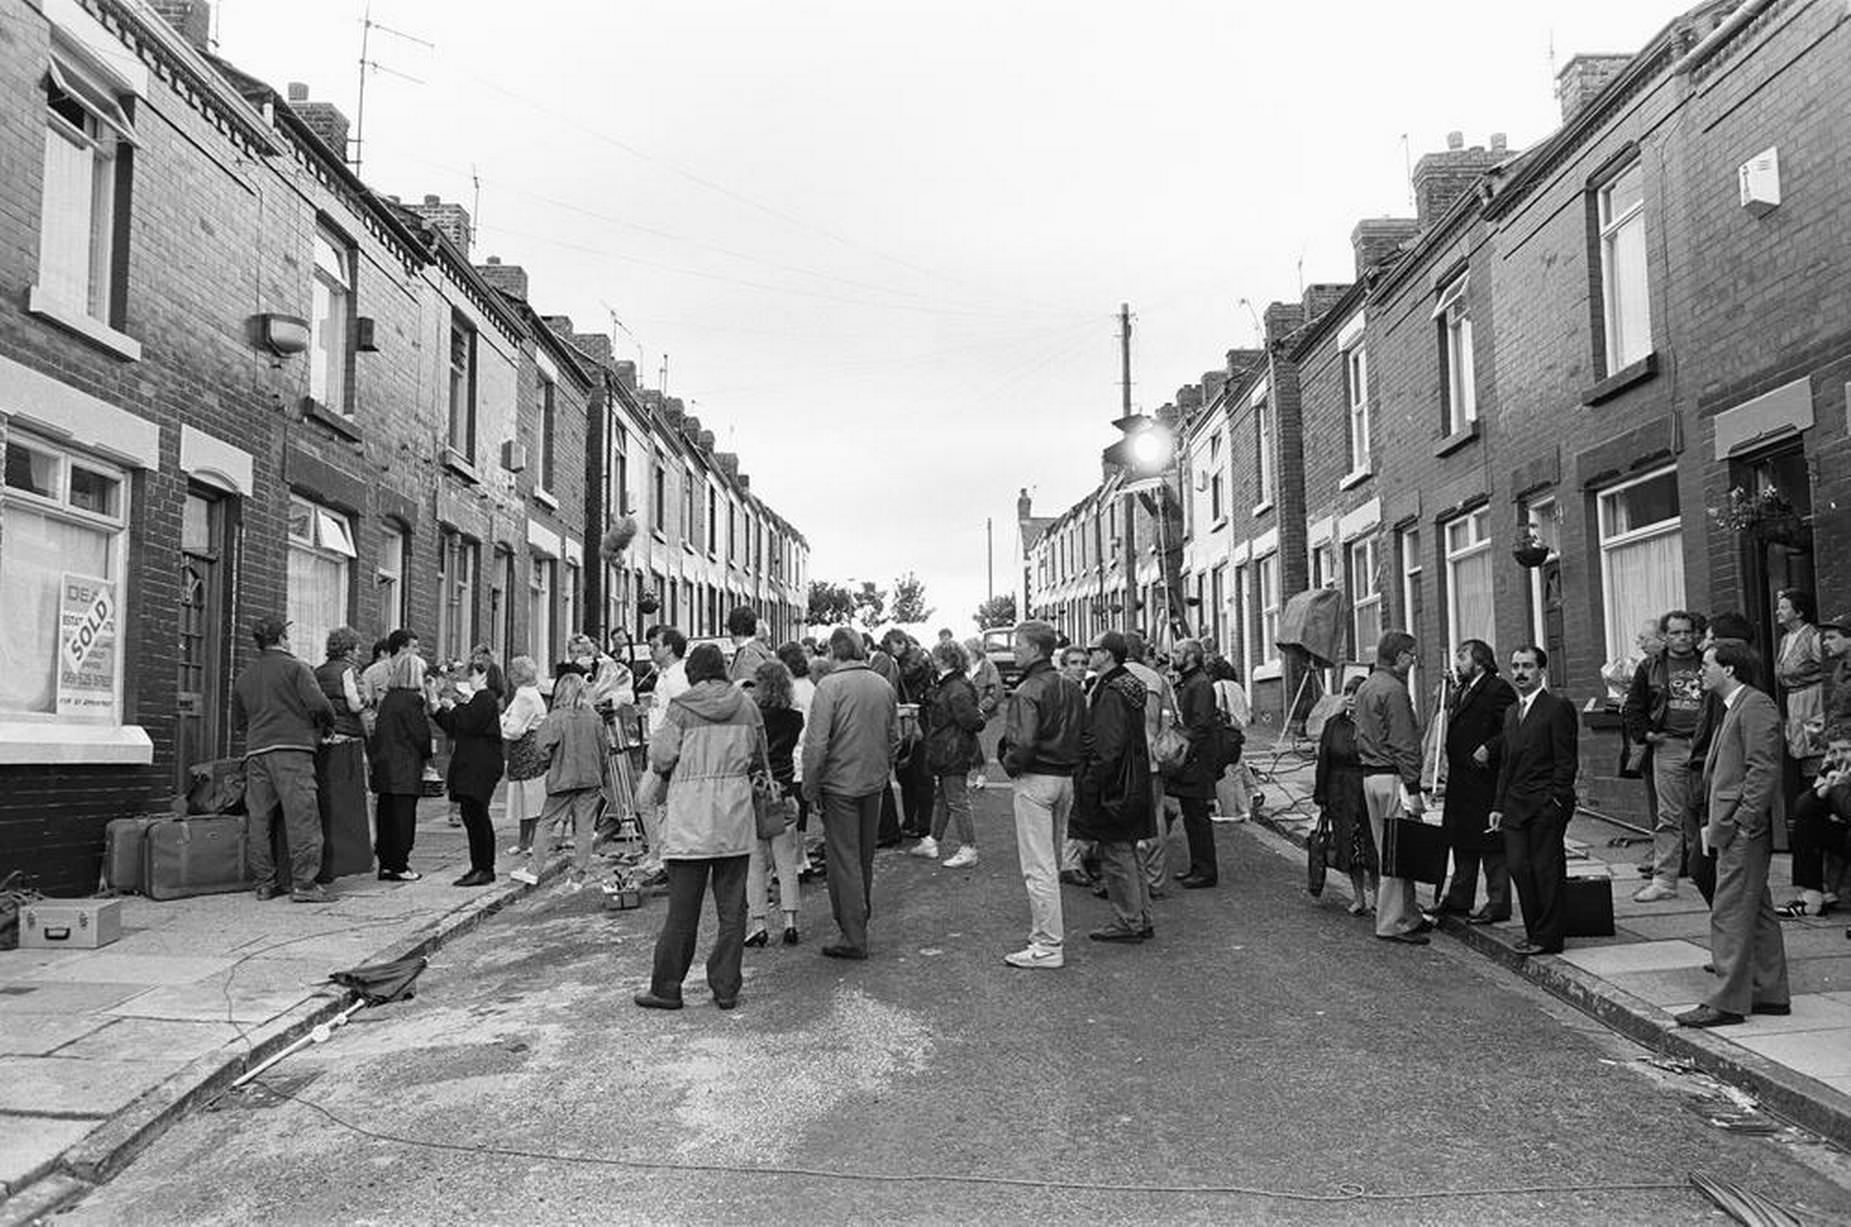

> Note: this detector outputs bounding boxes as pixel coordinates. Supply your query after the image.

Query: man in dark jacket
[1438,639,1516,922]
[1165,639,1221,889]
[231,616,336,903]
[883,629,937,841]
[1489,645,1581,956]
[999,620,1086,969]
[1076,632,1156,943]
[1623,610,1706,903]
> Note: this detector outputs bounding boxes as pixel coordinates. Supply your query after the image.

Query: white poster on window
[57,573,117,721]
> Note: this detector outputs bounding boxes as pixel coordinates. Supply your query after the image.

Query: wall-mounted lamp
[256,313,311,356]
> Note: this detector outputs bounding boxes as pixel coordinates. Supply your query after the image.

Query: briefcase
[1565,873,1616,938]
[142,814,251,901]
[1381,816,1449,886]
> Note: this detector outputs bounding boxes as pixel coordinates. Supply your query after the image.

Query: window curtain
[40,126,94,305]
[0,506,111,714]
[287,543,348,670]
[1605,529,1684,661]
[1449,549,1496,654]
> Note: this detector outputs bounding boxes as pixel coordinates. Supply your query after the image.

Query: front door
[176,489,233,791]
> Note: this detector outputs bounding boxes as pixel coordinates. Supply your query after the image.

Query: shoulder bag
[751,730,792,840]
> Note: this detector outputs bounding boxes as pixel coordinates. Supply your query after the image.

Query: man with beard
[1436,639,1516,923]
[1165,639,1222,890]
[1489,645,1580,956]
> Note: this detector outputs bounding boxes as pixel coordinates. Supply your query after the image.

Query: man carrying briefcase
[230,616,336,903]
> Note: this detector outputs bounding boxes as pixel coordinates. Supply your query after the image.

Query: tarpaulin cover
[1276,587,1347,667]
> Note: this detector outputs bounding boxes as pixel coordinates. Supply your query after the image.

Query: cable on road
[252,1077,1710,1208]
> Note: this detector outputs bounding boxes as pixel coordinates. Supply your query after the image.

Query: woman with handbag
[501,656,550,872]
[369,652,436,882]
[745,660,805,947]
[636,643,766,1010]
[1313,676,1378,914]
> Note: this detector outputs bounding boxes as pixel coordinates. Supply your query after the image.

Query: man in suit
[1488,644,1579,956]
[1677,641,1791,1027]
[1679,612,1758,905]
[1438,639,1517,922]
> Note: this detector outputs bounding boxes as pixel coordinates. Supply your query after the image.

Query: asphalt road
[59,785,1851,1225]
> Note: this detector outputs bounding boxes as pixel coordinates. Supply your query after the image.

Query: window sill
[1433,421,1480,458]
[1582,352,1659,406]
[302,398,361,441]
[1250,501,1274,518]
[442,450,479,484]
[0,721,154,765]
[652,529,668,545]
[1339,468,1373,491]
[532,488,559,511]
[27,286,142,362]
[1253,661,1283,683]
[1210,516,1227,532]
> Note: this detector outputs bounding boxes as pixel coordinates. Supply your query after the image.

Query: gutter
[1675,0,1776,73]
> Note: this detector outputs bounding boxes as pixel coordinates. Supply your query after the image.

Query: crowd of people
[1307,592,1851,1030]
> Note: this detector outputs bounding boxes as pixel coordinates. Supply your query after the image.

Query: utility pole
[1119,303,1137,633]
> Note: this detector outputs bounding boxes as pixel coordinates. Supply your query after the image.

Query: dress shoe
[289,884,331,903]
[452,869,495,887]
[1409,918,1436,934]
[782,926,800,946]
[1511,941,1564,956]
[1059,869,1096,888]
[821,943,868,960]
[1178,874,1217,890]
[1088,925,1147,943]
[714,995,739,1011]
[254,884,281,901]
[1465,911,1509,925]
[1675,1004,1744,1028]
[1750,1001,1793,1016]
[1430,901,1470,917]
[633,990,683,1011]
[1173,870,1193,882]
[1139,926,1156,940]
[1376,932,1429,946]
[744,929,769,948]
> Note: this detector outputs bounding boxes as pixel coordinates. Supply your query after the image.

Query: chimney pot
[486,255,500,265]
[1490,132,1508,153]
[423,194,440,206]
[1447,131,1464,150]
[287,82,309,102]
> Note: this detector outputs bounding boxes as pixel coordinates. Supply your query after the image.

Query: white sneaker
[909,836,940,859]
[1632,881,1678,902]
[942,845,979,869]
[1003,945,1064,970]
[509,869,539,885]
[506,844,528,857]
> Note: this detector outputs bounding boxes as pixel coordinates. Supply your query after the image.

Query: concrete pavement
[1241,728,1851,1152]
[0,797,565,1216]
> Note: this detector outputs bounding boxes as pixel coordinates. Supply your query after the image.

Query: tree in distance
[890,571,934,625]
[975,594,1016,630]
[853,580,888,633]
[806,579,855,626]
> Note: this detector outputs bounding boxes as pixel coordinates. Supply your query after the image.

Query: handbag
[505,729,547,781]
[1306,813,1332,897]
[1787,686,1827,761]
[750,736,791,840]
[1380,815,1449,885]
[1153,721,1189,776]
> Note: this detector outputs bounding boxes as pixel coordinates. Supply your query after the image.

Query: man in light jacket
[802,627,900,959]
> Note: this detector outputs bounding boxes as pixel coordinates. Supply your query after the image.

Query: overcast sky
[213,0,1687,635]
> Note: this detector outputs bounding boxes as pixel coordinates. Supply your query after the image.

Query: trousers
[246,749,322,891]
[822,790,883,952]
[650,856,749,1002]
[1706,826,1790,1014]
[1012,772,1071,951]
[1363,775,1420,937]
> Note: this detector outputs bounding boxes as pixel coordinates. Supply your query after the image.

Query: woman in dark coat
[432,658,506,887]
[915,641,987,867]
[1164,640,1222,888]
[1073,633,1155,940]
[312,627,372,881]
[1314,676,1377,914]
[370,652,435,882]
[1437,639,1518,920]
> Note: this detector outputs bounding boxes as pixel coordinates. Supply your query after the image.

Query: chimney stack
[1263,302,1306,345]
[1556,54,1632,122]
[150,0,211,53]
[1302,282,1351,325]
[408,194,472,255]
[474,255,528,302]
[572,332,614,366]
[1411,134,1505,229]
[284,83,351,165]
[1351,217,1421,278]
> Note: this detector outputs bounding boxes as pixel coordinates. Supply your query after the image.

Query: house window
[1254,401,1274,506]
[1209,432,1224,522]
[728,503,737,562]
[536,372,557,494]
[611,421,628,518]
[0,435,130,720]
[378,520,407,632]
[1435,273,1476,434]
[1312,542,1336,589]
[1258,554,1280,665]
[1443,507,1495,659]
[564,560,581,642]
[1344,341,1370,474]
[37,54,134,326]
[653,459,667,532]
[707,488,718,555]
[1347,536,1381,658]
[447,314,477,461]
[287,494,356,671]
[682,469,696,545]
[1524,498,1560,649]
[309,227,352,414]
[436,530,479,661]
[1598,161,1652,373]
[492,545,514,659]
[529,555,555,665]
[1598,468,1684,665]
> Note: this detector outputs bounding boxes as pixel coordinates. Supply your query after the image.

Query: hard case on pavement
[1564,873,1617,938]
[21,898,123,949]
[142,814,251,901]
[102,814,163,893]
